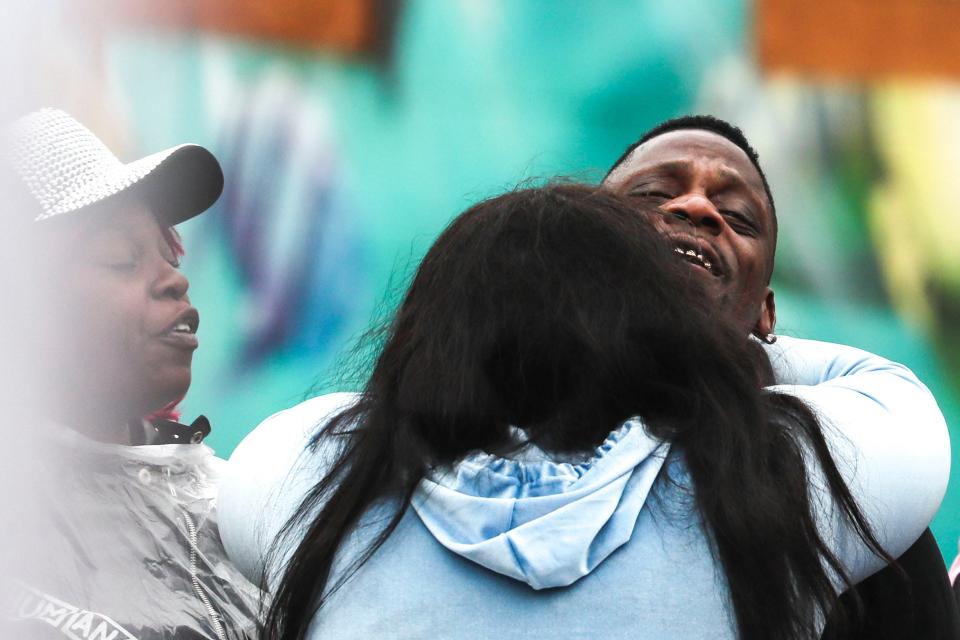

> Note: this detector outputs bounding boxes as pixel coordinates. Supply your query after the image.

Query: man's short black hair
[604,115,776,222]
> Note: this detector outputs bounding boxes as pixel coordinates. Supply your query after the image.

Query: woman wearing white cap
[1,109,260,640]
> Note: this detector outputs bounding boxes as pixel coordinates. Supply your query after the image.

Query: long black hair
[263,183,889,640]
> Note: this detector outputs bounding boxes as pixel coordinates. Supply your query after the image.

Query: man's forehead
[618,129,763,185]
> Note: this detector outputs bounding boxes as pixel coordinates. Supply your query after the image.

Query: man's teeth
[673,246,712,271]
[172,322,192,333]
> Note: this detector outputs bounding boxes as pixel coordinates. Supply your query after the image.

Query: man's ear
[754,287,776,340]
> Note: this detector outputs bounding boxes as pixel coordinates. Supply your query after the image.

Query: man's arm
[763,335,950,582]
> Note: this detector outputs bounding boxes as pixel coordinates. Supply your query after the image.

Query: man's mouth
[674,246,712,271]
[671,239,721,277]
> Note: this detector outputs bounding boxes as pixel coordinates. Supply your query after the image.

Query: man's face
[43,202,199,419]
[604,129,776,338]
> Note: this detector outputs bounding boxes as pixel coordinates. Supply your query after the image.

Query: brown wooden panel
[758,0,960,80]
[80,0,392,55]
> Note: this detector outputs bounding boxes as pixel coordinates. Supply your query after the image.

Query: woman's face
[43,201,199,423]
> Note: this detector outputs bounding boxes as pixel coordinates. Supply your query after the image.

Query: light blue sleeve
[764,335,950,584]
[218,392,360,586]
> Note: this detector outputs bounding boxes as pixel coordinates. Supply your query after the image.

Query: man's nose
[661,194,723,235]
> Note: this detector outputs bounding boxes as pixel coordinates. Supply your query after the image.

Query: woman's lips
[157,330,199,350]
[157,307,200,350]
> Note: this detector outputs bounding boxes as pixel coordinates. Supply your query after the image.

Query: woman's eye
[93,253,138,272]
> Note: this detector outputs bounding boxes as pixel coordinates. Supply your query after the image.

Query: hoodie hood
[411,419,670,590]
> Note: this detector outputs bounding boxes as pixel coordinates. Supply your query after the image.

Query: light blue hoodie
[219,337,949,639]
[412,420,669,590]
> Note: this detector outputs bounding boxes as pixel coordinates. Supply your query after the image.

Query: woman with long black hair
[219,184,948,639]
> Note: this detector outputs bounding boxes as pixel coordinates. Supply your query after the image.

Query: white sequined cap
[7,108,223,224]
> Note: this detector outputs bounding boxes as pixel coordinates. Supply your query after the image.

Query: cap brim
[129,144,224,226]
[35,143,224,227]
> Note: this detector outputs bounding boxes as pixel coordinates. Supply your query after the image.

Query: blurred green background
[11,0,960,558]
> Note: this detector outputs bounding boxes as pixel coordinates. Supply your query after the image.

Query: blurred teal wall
[103,0,960,558]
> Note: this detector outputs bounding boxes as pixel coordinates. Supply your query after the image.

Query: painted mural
[11,0,960,555]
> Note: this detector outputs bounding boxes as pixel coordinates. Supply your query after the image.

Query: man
[603,115,959,639]
[604,116,776,344]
